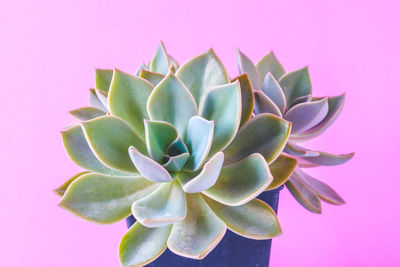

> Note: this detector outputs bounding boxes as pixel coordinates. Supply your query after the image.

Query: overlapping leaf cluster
[56,43,295,267]
[237,49,354,213]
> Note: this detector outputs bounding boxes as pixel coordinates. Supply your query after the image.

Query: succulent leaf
[288,94,312,109]
[256,51,285,81]
[149,42,170,75]
[95,88,109,110]
[279,67,312,106]
[167,193,226,260]
[199,82,241,156]
[223,114,291,165]
[108,69,154,139]
[95,69,113,92]
[168,54,180,71]
[139,70,165,86]
[286,173,321,214]
[267,154,297,190]
[60,173,158,223]
[290,93,346,142]
[283,98,329,134]
[129,146,173,183]
[61,125,131,176]
[131,180,186,227]
[163,153,190,172]
[178,152,224,193]
[203,153,272,206]
[176,49,229,105]
[119,222,172,267]
[70,107,106,121]
[295,168,345,205]
[253,90,282,117]
[81,116,147,173]
[284,142,320,157]
[204,196,282,240]
[262,73,287,113]
[237,49,260,90]
[147,72,197,139]
[298,151,354,166]
[184,116,214,171]
[136,62,148,75]
[89,88,107,112]
[144,120,178,163]
[231,74,255,126]
[54,171,89,197]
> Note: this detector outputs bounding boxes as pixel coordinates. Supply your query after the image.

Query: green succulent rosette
[236,49,354,213]
[56,43,293,266]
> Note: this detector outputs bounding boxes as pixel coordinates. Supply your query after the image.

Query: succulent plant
[56,43,295,266]
[236,49,354,213]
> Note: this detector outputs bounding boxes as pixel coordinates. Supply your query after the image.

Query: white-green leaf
[132,180,186,227]
[167,193,226,259]
[256,51,285,80]
[231,74,255,126]
[119,222,172,267]
[108,69,154,139]
[204,153,272,206]
[60,173,158,223]
[223,114,291,165]
[279,67,312,105]
[129,146,172,183]
[95,69,113,92]
[139,70,165,86]
[176,49,229,105]
[70,107,106,121]
[237,49,260,90]
[149,42,170,75]
[184,116,214,171]
[163,153,190,172]
[95,88,109,110]
[204,196,281,239]
[147,72,197,139]
[61,125,131,176]
[144,120,178,163]
[81,116,147,173]
[89,88,107,112]
[199,82,241,156]
[178,152,224,193]
[54,171,89,197]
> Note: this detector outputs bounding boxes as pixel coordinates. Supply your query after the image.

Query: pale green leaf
[184,116,214,171]
[81,116,146,173]
[60,173,158,223]
[129,146,172,183]
[132,180,186,227]
[204,153,272,206]
[108,69,154,139]
[167,193,226,259]
[119,222,172,267]
[223,114,291,165]
[199,82,241,156]
[176,49,229,105]
[204,196,281,239]
[147,72,197,139]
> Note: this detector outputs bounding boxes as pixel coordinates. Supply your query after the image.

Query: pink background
[1,0,399,266]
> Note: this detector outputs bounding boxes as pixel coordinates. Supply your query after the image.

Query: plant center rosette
[55,43,294,267]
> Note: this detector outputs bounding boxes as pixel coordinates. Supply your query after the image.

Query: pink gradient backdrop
[1,0,399,266]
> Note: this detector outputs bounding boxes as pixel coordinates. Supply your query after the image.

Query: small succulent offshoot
[236,49,354,213]
[55,42,295,267]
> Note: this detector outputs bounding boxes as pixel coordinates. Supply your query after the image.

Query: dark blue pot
[126,186,283,267]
